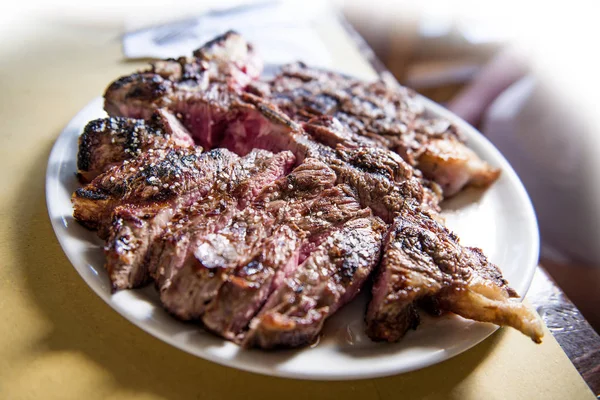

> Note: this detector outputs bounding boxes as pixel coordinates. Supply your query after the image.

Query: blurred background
[2,0,599,331]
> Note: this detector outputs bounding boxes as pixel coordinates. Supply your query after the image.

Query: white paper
[122,1,333,68]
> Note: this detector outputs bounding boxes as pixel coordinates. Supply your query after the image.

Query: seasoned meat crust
[71,31,542,348]
[77,109,194,182]
[255,62,500,196]
[366,209,543,343]
[105,150,294,291]
[73,147,242,290]
[104,34,497,198]
[244,216,386,349]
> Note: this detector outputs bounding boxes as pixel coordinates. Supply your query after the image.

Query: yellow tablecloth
[0,17,594,400]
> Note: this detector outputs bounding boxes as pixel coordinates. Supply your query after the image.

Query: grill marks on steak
[104,31,263,150]
[74,147,242,290]
[202,172,371,340]
[201,224,302,340]
[263,62,424,128]
[159,159,372,337]
[261,62,500,197]
[149,150,295,295]
[77,109,194,182]
[244,216,386,349]
[195,160,340,329]
[103,32,495,200]
[106,202,179,290]
[365,209,544,343]
[185,92,438,223]
[107,149,293,291]
[72,147,233,234]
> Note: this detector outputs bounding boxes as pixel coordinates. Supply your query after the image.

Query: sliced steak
[104,149,294,291]
[77,109,194,182]
[73,148,241,290]
[201,224,301,340]
[217,93,441,221]
[72,147,235,233]
[105,202,180,290]
[331,146,430,220]
[188,91,438,222]
[158,158,337,321]
[244,216,386,349]
[101,34,442,215]
[104,68,231,148]
[262,62,499,197]
[202,183,369,340]
[104,31,262,149]
[365,208,543,343]
[82,31,543,347]
[149,150,295,289]
[105,34,498,199]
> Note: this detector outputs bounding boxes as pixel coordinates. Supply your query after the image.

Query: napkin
[122,1,334,69]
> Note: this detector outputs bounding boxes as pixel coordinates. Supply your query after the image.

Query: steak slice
[331,145,430,221]
[105,202,180,290]
[73,148,240,290]
[148,149,295,290]
[201,224,302,340]
[104,31,262,149]
[365,208,544,343]
[243,216,386,349]
[202,183,369,340]
[72,147,236,233]
[262,62,500,197]
[77,109,194,182]
[158,158,338,321]
[104,149,294,291]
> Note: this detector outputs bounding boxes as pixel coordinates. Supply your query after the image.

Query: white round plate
[46,95,539,380]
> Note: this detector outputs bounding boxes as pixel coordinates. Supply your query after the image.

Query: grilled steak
[104,33,497,199]
[149,149,295,293]
[104,31,262,150]
[244,216,386,349]
[184,91,439,222]
[74,147,240,289]
[72,147,234,233]
[366,208,543,343]
[257,62,500,196]
[71,31,543,348]
[202,176,371,340]
[77,109,194,182]
[105,149,294,291]
[159,159,368,331]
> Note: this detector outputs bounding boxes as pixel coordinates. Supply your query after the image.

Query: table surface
[0,10,598,400]
[342,20,600,395]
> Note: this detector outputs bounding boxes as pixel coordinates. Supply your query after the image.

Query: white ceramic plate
[46,95,539,380]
